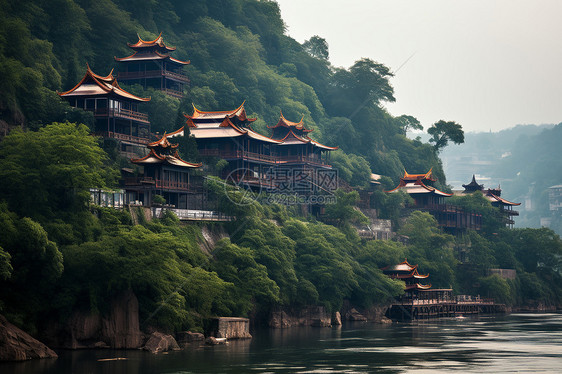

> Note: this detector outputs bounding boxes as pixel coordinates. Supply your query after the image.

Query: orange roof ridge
[131,149,166,163]
[279,129,311,143]
[59,64,112,96]
[191,101,246,117]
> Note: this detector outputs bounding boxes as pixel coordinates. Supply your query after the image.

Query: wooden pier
[387,290,507,321]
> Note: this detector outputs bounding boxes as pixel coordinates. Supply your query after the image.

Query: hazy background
[276,0,562,132]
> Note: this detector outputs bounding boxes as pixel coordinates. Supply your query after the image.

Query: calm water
[3,313,562,373]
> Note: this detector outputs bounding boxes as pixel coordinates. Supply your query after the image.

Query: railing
[123,177,191,191]
[163,70,189,82]
[162,88,184,98]
[418,203,482,230]
[94,132,150,145]
[118,69,189,82]
[153,208,234,222]
[198,149,331,166]
[94,108,149,123]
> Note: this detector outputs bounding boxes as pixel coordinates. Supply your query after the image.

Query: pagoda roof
[386,179,452,197]
[485,191,521,206]
[462,175,484,191]
[58,64,150,102]
[114,50,190,65]
[127,32,176,52]
[148,131,179,149]
[275,129,338,150]
[402,168,436,182]
[189,117,281,144]
[131,149,201,168]
[186,102,257,123]
[382,259,418,273]
[405,283,432,291]
[267,112,313,132]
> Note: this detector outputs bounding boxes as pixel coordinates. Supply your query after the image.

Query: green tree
[428,120,464,152]
[0,122,118,221]
[302,36,329,60]
[396,114,423,135]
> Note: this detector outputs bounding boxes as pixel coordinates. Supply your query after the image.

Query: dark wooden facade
[125,129,203,208]
[115,33,190,98]
[186,105,337,197]
[59,65,151,148]
[387,169,482,232]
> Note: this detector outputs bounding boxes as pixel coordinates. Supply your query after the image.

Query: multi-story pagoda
[124,127,202,208]
[185,103,337,195]
[58,65,151,147]
[461,175,520,228]
[115,33,190,98]
[387,169,482,232]
[382,259,432,293]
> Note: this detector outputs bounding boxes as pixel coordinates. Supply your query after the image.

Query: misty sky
[276,0,562,133]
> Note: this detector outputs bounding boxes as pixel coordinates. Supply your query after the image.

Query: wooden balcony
[162,88,184,98]
[123,177,191,191]
[117,69,189,83]
[94,108,149,123]
[198,149,331,167]
[94,131,150,145]
[418,203,482,230]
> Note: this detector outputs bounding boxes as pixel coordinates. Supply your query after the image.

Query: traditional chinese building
[382,259,432,293]
[124,127,202,208]
[185,104,337,196]
[59,65,151,150]
[461,175,520,228]
[387,169,482,232]
[115,33,190,98]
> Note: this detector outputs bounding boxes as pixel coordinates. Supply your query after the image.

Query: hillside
[0,0,445,186]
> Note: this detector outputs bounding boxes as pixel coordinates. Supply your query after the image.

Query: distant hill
[439,123,562,232]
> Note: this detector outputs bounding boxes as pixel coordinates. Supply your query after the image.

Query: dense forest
[1,0,561,339]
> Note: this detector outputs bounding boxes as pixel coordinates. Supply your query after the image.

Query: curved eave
[147,132,177,149]
[382,259,417,272]
[310,140,338,150]
[189,101,252,120]
[58,65,112,97]
[487,193,521,206]
[403,168,436,182]
[131,149,165,163]
[405,283,432,291]
[386,181,452,196]
[114,51,190,65]
[127,32,176,52]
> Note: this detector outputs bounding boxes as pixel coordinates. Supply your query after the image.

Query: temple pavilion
[115,33,190,98]
[461,175,521,228]
[382,259,432,293]
[124,127,202,208]
[185,103,337,194]
[387,169,482,232]
[58,65,151,149]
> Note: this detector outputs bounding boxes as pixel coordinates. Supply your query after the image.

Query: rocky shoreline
[3,290,559,362]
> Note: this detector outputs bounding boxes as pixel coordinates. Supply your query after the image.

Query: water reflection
[1,314,561,373]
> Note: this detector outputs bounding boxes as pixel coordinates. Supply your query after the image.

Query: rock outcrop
[345,308,368,322]
[269,306,332,328]
[176,331,205,347]
[0,315,58,361]
[47,289,144,349]
[332,311,342,326]
[143,332,180,353]
[207,317,252,339]
[101,289,143,348]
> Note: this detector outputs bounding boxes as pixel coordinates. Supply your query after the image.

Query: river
[3,313,562,373]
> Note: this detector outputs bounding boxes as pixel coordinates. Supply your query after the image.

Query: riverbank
[2,313,561,373]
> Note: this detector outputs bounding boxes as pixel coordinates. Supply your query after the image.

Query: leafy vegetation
[0,0,561,340]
